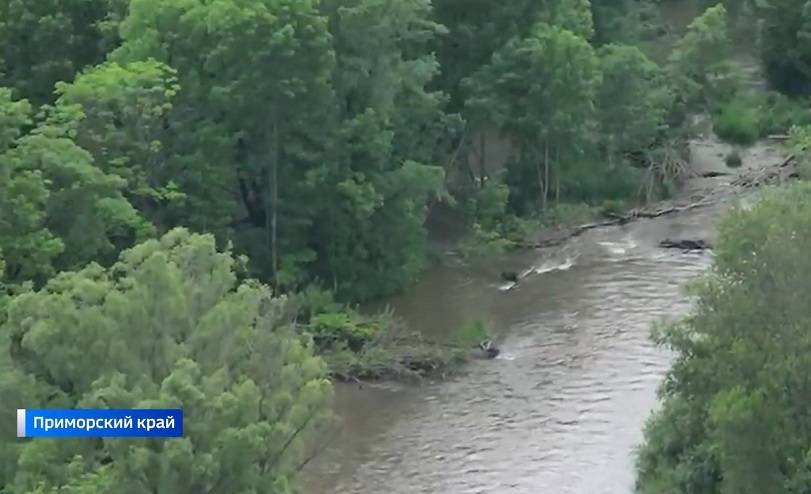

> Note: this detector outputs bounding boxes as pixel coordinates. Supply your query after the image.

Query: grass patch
[539,203,597,228]
[713,97,760,145]
[599,199,627,218]
[759,92,811,136]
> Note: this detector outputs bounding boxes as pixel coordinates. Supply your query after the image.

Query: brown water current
[300,138,784,494]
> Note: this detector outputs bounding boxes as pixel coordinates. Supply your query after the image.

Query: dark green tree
[465,24,601,212]
[0,0,122,104]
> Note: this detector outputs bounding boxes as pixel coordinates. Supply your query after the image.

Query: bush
[451,319,491,348]
[307,311,381,352]
[540,203,596,227]
[459,223,516,258]
[320,312,469,381]
[713,97,760,144]
[759,92,811,136]
[600,199,626,217]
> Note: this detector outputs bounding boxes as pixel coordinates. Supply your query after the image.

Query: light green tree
[0,88,152,284]
[667,4,735,110]
[54,60,184,231]
[637,183,811,493]
[1,228,333,493]
[552,0,595,39]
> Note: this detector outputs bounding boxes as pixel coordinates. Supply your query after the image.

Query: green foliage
[758,92,811,135]
[466,23,601,210]
[552,0,596,39]
[637,183,811,493]
[0,228,333,493]
[539,203,597,227]
[599,198,627,217]
[459,223,517,258]
[596,44,670,158]
[788,125,811,179]
[450,319,491,348]
[54,60,185,228]
[668,4,735,110]
[432,0,551,111]
[0,88,153,285]
[473,181,511,232]
[319,311,468,381]
[713,97,761,144]
[758,0,811,94]
[111,0,454,301]
[307,312,381,352]
[0,0,120,104]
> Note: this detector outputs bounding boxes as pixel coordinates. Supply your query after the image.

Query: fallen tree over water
[659,238,712,250]
[515,154,798,250]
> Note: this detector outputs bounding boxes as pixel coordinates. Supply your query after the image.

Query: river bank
[300,130,791,493]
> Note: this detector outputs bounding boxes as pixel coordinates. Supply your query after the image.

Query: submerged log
[659,238,712,250]
[701,171,731,178]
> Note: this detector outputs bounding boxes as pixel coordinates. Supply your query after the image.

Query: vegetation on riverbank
[636,181,811,494]
[2,0,811,491]
[634,1,811,489]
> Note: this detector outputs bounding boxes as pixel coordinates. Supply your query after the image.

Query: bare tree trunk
[555,145,561,206]
[447,122,468,173]
[543,139,550,210]
[535,157,544,211]
[479,132,487,188]
[267,112,280,290]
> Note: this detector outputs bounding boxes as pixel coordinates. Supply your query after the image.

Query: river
[300,2,779,490]
[300,132,783,493]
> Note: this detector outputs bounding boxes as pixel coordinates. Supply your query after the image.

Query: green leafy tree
[431,0,550,111]
[311,0,453,299]
[596,44,670,163]
[54,60,184,231]
[0,88,152,285]
[637,183,811,493]
[465,24,600,212]
[552,0,595,39]
[0,0,121,104]
[116,0,336,289]
[1,228,333,493]
[667,4,735,110]
[758,0,811,94]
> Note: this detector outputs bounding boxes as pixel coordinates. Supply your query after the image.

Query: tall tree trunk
[543,139,550,210]
[533,144,544,211]
[555,145,561,206]
[479,132,487,188]
[267,112,280,290]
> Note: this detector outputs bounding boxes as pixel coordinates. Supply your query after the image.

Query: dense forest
[3,0,811,492]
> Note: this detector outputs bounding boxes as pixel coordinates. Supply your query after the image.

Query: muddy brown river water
[300,136,784,494]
